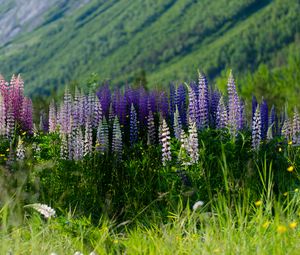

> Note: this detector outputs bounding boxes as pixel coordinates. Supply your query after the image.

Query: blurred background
[0,0,299,113]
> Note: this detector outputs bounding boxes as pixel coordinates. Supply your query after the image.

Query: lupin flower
[0,92,6,135]
[49,100,57,133]
[173,105,182,140]
[176,84,187,127]
[97,83,111,120]
[147,109,156,145]
[260,99,268,139]
[197,72,209,129]
[178,129,190,165]
[16,136,25,160]
[281,119,292,141]
[169,83,176,126]
[188,121,199,164]
[160,119,171,166]
[130,104,138,146]
[292,107,300,144]
[97,117,109,153]
[72,126,84,160]
[209,90,221,127]
[60,133,68,160]
[6,105,15,139]
[112,116,122,160]
[227,71,241,135]
[84,115,93,156]
[93,95,103,128]
[269,105,277,137]
[252,105,261,150]
[216,96,228,129]
[186,83,197,126]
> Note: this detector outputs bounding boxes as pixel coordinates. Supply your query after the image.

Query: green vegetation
[1,127,300,254]
[0,0,299,96]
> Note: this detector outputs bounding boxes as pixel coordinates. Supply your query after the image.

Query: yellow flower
[6,148,9,152]
[288,141,293,145]
[287,166,294,172]
[262,221,271,229]
[255,200,262,207]
[22,131,27,135]
[289,222,297,229]
[278,147,282,152]
[283,192,288,196]
[113,240,119,244]
[277,225,287,233]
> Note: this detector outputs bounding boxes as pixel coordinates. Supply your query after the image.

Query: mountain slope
[0,0,299,95]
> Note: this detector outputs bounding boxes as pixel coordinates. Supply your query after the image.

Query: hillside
[0,0,299,95]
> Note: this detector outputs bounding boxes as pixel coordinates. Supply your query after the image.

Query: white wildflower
[25,203,56,219]
[192,201,204,211]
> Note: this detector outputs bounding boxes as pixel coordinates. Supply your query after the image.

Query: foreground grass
[1,191,300,255]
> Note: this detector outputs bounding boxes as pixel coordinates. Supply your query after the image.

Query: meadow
[1,71,300,254]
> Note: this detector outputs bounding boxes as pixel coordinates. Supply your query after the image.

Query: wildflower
[16,136,25,160]
[197,72,209,129]
[255,200,262,207]
[287,166,294,172]
[112,116,122,160]
[24,203,56,219]
[130,104,138,146]
[193,200,204,211]
[113,240,119,244]
[277,225,287,233]
[289,221,297,229]
[262,221,271,229]
[295,188,299,192]
[160,118,171,166]
[216,96,228,129]
[252,105,261,150]
[227,71,242,135]
[278,147,282,152]
[283,192,288,196]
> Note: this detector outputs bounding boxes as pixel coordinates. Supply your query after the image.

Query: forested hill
[0,0,299,95]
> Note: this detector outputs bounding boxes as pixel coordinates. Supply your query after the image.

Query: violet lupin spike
[160,119,171,166]
[169,82,176,126]
[197,72,209,129]
[93,95,102,128]
[252,105,261,150]
[176,84,187,127]
[130,103,138,146]
[97,117,109,153]
[227,71,241,135]
[216,96,228,129]
[260,99,268,140]
[112,116,122,160]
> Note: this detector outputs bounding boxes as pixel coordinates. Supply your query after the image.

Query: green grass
[1,129,300,254]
